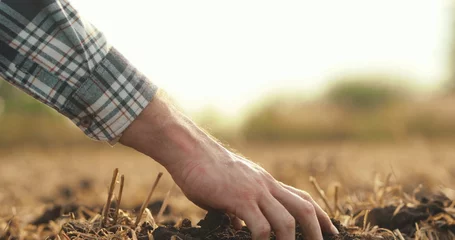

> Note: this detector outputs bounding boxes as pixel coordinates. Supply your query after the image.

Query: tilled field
[1,142,455,239]
[2,169,455,239]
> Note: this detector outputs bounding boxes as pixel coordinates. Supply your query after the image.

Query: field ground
[1,140,455,221]
[2,140,455,239]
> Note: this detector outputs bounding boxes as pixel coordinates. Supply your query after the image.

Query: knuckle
[256,223,271,238]
[283,215,296,230]
[236,187,260,203]
[299,201,316,215]
[297,190,312,200]
[244,191,259,202]
[302,192,312,200]
[254,178,270,191]
[252,187,267,200]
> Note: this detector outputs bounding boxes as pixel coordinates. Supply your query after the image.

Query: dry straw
[310,176,335,217]
[102,168,119,227]
[113,174,125,224]
[134,172,163,228]
[156,183,175,223]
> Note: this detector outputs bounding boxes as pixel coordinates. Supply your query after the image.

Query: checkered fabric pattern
[0,0,158,142]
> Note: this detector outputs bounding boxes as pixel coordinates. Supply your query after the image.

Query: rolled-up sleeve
[0,0,158,142]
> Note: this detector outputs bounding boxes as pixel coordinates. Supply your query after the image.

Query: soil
[21,193,453,239]
[6,180,451,240]
[24,194,453,239]
[152,211,362,240]
[353,195,455,239]
[31,204,99,225]
[149,195,455,239]
[30,200,171,225]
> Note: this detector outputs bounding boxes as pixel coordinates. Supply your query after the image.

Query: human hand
[120,93,338,239]
[166,144,338,240]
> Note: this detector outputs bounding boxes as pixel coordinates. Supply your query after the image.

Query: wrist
[119,94,207,170]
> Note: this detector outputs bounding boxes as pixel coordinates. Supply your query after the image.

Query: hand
[167,146,338,240]
[120,93,339,239]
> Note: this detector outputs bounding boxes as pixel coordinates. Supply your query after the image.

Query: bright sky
[73,0,451,115]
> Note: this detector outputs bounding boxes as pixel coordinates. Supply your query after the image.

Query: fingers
[273,188,323,240]
[259,194,295,240]
[236,204,271,240]
[280,183,339,235]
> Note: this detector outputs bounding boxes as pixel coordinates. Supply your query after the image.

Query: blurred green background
[2,1,455,147]
[3,71,455,146]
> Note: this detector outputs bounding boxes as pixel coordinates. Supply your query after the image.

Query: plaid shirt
[0,0,158,143]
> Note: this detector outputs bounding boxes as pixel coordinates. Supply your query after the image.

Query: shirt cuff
[62,47,158,142]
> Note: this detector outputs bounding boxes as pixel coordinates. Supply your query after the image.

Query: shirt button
[80,116,92,128]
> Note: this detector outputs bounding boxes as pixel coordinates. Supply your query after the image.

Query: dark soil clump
[153,211,362,240]
[32,203,98,225]
[355,195,455,238]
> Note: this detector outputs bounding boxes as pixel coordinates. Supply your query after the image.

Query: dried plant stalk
[135,172,163,227]
[113,174,125,224]
[310,176,335,217]
[363,210,370,231]
[156,184,175,222]
[379,173,392,207]
[334,184,343,213]
[102,168,119,227]
[334,185,339,213]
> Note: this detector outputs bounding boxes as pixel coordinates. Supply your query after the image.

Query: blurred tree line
[4,72,455,145]
[327,75,405,111]
[242,74,455,142]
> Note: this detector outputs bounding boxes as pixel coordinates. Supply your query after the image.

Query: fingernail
[331,225,339,235]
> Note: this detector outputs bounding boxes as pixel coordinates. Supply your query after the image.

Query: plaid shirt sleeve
[0,0,158,143]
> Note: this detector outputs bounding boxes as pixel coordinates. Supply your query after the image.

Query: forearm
[119,92,222,170]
